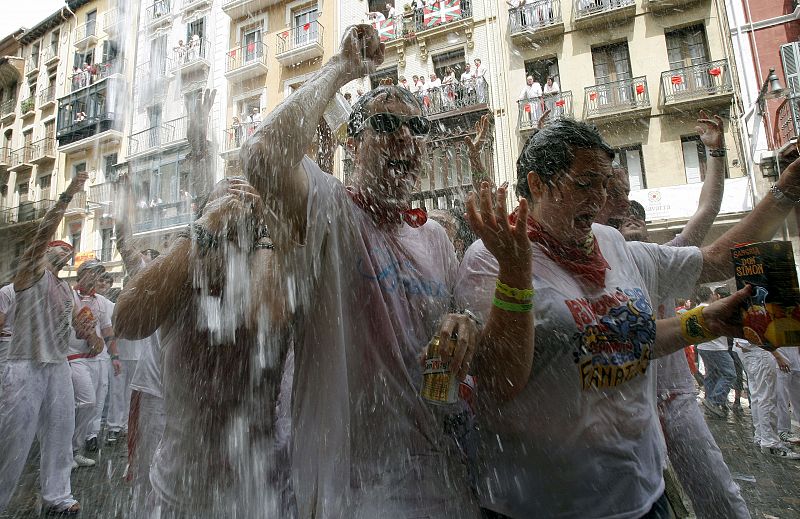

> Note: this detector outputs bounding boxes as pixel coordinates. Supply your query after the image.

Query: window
[188,18,206,40]
[241,24,263,63]
[100,228,113,262]
[591,42,632,84]
[18,182,29,202]
[86,10,97,36]
[524,57,559,87]
[30,42,40,67]
[44,120,55,139]
[150,36,168,75]
[369,67,399,89]
[102,40,119,64]
[614,145,646,190]
[73,162,87,177]
[50,30,59,56]
[73,49,94,69]
[369,0,394,17]
[292,6,320,46]
[681,135,729,183]
[23,130,32,149]
[103,153,118,180]
[780,41,800,95]
[39,174,52,199]
[432,49,466,81]
[665,25,708,69]
[71,232,82,253]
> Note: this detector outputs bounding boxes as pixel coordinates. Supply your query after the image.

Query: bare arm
[678,112,726,247]
[14,171,88,291]
[240,25,384,245]
[698,155,800,283]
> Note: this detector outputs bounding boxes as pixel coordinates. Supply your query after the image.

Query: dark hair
[515,118,614,200]
[347,85,424,138]
[628,200,646,221]
[99,272,114,282]
[694,285,713,303]
[714,286,731,298]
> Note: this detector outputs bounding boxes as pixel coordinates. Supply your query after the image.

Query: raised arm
[240,25,384,245]
[14,171,88,291]
[114,173,147,277]
[698,155,800,282]
[678,111,726,247]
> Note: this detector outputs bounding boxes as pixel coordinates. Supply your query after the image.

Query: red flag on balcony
[524,103,531,113]
[708,67,721,76]
[303,22,311,31]
[589,92,597,101]
[228,49,236,58]
[246,42,255,53]
[635,84,644,95]
[281,31,289,38]
[555,99,565,107]
[671,75,682,85]
[373,18,396,42]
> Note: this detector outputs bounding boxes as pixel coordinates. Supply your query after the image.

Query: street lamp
[742,68,785,195]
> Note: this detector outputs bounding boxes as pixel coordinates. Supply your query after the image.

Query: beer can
[421,335,458,405]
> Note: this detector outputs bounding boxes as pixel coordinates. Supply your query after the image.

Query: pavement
[1,399,799,518]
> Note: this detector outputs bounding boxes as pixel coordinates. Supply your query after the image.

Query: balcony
[8,146,34,173]
[413,0,473,35]
[146,1,173,30]
[65,191,88,215]
[20,96,35,118]
[133,201,193,234]
[416,78,490,120]
[0,147,9,168]
[275,21,325,66]
[574,0,635,29]
[0,199,54,229]
[38,85,56,109]
[69,57,126,93]
[660,59,734,113]
[25,55,40,79]
[776,95,800,156]
[90,182,115,205]
[103,9,121,34]
[128,116,188,157]
[43,47,60,67]
[171,38,211,77]
[220,121,258,160]
[94,246,116,263]
[74,21,99,50]
[225,42,268,82]
[182,0,212,12]
[30,137,56,165]
[0,98,15,124]
[643,0,700,11]
[372,16,404,44]
[509,0,564,44]
[222,0,282,19]
[517,91,573,131]
[584,76,651,121]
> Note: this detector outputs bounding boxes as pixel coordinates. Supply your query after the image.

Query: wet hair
[99,272,114,283]
[347,85,424,138]
[694,285,713,303]
[714,286,731,298]
[628,200,646,221]
[515,118,614,200]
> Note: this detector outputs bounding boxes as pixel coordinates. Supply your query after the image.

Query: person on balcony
[473,58,488,103]
[188,34,201,62]
[232,116,242,148]
[460,62,474,100]
[442,67,458,109]
[386,3,397,18]
[174,39,186,64]
[518,75,543,124]
[543,76,560,113]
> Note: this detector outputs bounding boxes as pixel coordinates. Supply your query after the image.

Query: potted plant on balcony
[21,98,35,114]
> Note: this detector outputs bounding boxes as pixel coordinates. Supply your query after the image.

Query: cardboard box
[732,241,800,347]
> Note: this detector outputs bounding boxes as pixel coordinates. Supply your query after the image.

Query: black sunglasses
[358,113,431,137]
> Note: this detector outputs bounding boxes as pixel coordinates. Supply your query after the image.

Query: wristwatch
[770,184,800,205]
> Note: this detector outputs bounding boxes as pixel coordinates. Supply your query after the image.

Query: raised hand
[186,88,216,156]
[701,284,752,341]
[465,114,491,186]
[197,178,265,248]
[536,108,551,129]
[339,24,384,81]
[695,110,724,150]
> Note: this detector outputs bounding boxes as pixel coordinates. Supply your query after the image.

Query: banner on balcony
[708,67,722,76]
[629,177,752,221]
[74,251,97,268]
[373,18,396,42]
[424,0,462,28]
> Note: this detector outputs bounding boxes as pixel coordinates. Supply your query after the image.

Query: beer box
[732,241,800,347]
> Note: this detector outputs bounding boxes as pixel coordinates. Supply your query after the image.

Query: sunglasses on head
[358,113,431,137]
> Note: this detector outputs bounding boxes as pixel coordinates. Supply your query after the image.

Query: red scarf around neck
[509,209,609,290]
[346,187,427,228]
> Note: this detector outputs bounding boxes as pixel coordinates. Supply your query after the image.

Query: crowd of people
[1,23,799,519]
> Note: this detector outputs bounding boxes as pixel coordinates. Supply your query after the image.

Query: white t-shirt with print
[285,157,479,519]
[456,224,700,519]
[67,292,113,359]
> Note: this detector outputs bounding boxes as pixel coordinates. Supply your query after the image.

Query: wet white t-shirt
[67,291,113,359]
[0,283,16,359]
[456,224,700,519]
[285,157,479,519]
[696,312,729,351]
[129,332,162,397]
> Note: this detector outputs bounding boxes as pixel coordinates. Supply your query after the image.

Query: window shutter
[781,42,800,95]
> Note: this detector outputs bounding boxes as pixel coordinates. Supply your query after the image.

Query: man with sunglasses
[240,24,509,518]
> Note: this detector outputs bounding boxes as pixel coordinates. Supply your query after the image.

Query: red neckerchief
[346,187,427,228]
[76,286,96,298]
[509,208,609,290]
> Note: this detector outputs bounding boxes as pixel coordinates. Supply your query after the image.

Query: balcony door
[86,10,97,38]
[591,42,632,107]
[293,6,319,47]
[666,25,709,91]
[242,26,263,63]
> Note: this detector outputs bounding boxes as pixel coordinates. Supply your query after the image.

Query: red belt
[67,353,95,361]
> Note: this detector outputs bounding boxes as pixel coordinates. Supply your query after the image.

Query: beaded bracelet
[679,305,718,344]
[495,279,534,302]
[493,297,533,313]
[708,148,726,158]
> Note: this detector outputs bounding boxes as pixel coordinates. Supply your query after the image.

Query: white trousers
[659,394,750,519]
[108,359,137,432]
[0,360,75,511]
[70,358,108,452]
[740,349,781,448]
[131,392,166,519]
[777,347,800,433]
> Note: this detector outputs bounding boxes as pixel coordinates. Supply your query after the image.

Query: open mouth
[574,213,595,229]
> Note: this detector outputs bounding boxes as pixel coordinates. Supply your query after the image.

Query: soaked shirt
[129,332,162,398]
[285,157,479,519]
[0,283,16,359]
[456,224,699,519]
[67,292,113,359]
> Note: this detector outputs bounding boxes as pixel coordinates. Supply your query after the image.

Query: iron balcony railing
[584,76,650,117]
[25,54,40,73]
[90,182,115,204]
[58,112,120,143]
[146,0,172,24]
[172,37,211,71]
[133,200,193,233]
[276,20,324,55]
[372,15,403,43]
[415,78,490,117]
[1,98,17,116]
[94,246,115,263]
[66,191,87,212]
[776,95,800,151]
[509,0,562,34]
[660,59,733,104]
[39,85,56,106]
[517,90,573,129]
[222,121,258,153]
[574,0,635,18]
[128,116,188,155]
[74,20,98,42]
[103,9,119,30]
[0,199,54,227]
[413,0,472,32]
[226,41,268,73]
[31,137,55,160]
[43,47,59,64]
[70,58,126,92]
[10,146,34,167]
[20,95,35,114]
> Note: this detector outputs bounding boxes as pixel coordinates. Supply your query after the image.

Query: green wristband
[493,297,533,313]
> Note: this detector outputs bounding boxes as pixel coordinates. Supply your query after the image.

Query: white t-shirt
[455,224,700,519]
[67,291,113,359]
[460,71,473,83]
[116,337,146,361]
[7,270,74,363]
[519,82,542,100]
[129,332,162,397]
[285,157,478,519]
[0,283,15,343]
[696,304,729,351]
[544,81,560,94]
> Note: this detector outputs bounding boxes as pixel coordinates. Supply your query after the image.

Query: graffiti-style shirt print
[567,287,656,390]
